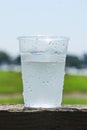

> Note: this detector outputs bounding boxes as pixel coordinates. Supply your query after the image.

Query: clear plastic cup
[18,36,69,108]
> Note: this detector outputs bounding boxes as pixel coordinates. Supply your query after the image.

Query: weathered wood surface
[0,105,87,130]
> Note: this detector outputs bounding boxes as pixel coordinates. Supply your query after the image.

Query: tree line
[0,51,20,65]
[0,51,87,69]
[66,54,87,69]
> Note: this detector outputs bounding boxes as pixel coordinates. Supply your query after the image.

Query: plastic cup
[18,36,69,108]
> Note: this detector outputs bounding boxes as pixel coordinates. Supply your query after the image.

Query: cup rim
[17,35,69,41]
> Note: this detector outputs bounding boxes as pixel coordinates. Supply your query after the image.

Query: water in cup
[18,36,69,108]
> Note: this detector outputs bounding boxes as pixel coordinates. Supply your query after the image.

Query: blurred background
[0,0,87,105]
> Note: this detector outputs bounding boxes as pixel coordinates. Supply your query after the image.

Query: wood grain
[0,105,87,130]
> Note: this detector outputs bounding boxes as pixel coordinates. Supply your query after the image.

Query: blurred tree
[0,51,11,65]
[82,53,87,68]
[83,54,87,63]
[0,50,87,69]
[12,55,21,65]
[66,55,82,69]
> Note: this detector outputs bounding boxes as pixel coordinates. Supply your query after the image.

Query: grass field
[62,98,87,105]
[64,74,87,93]
[0,71,22,93]
[0,71,87,105]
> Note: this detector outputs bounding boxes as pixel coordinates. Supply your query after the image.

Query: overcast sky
[0,0,87,56]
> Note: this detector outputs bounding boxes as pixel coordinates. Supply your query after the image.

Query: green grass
[0,96,87,105]
[0,71,87,94]
[0,71,23,94]
[64,74,87,93]
[62,98,87,105]
[0,71,87,104]
[0,97,23,104]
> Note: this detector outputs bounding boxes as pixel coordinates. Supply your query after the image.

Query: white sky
[0,0,87,56]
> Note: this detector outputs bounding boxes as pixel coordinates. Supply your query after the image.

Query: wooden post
[0,105,87,130]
